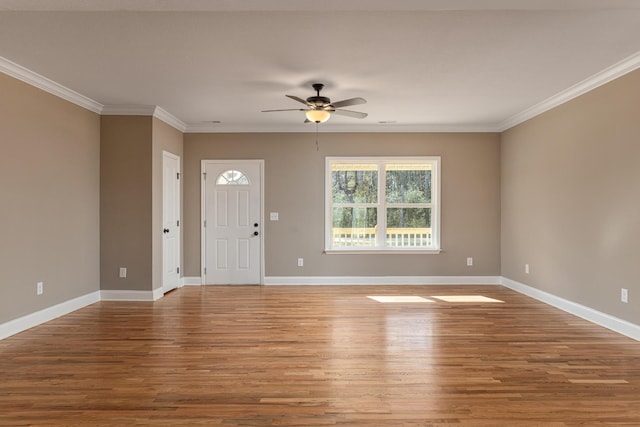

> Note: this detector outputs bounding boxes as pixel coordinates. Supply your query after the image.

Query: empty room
[1,1,639,425]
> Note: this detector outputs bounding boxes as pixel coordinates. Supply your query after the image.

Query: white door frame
[162,150,181,293]
[201,159,265,285]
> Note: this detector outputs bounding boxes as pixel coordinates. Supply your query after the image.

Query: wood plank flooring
[1,285,639,426]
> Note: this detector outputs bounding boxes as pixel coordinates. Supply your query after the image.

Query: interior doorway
[162,151,181,293]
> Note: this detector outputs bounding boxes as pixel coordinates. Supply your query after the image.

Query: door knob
[254,223,259,227]
[163,228,170,234]
[253,231,259,236]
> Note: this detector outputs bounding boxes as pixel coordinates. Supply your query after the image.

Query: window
[216,170,249,185]
[325,157,440,253]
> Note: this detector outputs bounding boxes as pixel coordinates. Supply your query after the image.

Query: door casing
[162,151,181,293]
[201,159,265,285]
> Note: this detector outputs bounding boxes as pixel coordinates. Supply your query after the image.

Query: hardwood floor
[1,285,639,426]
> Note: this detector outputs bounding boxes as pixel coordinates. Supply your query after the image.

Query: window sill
[324,249,442,255]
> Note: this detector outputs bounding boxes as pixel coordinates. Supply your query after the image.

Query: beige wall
[501,69,640,325]
[100,116,153,291]
[151,117,184,290]
[184,132,501,278]
[4,56,638,333]
[101,116,185,292]
[0,73,100,323]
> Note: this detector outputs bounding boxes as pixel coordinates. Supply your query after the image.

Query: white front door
[202,160,262,285]
[163,151,180,293]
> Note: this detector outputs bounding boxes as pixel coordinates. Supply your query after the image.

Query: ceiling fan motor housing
[308,83,331,108]
[307,95,331,107]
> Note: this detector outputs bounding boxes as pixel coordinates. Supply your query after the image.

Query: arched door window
[216,170,249,185]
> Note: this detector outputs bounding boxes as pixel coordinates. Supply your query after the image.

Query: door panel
[203,161,262,284]
[216,239,228,269]
[238,239,250,270]
[162,152,180,293]
[216,191,228,226]
[238,190,249,227]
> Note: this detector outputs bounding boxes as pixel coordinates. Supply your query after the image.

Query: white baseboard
[264,276,502,285]
[501,277,640,341]
[181,276,202,286]
[0,291,100,340]
[3,277,638,343]
[100,289,163,301]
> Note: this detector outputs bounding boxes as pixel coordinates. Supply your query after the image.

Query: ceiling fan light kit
[262,83,367,124]
[306,109,331,123]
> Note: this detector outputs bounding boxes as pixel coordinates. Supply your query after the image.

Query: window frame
[325,156,441,254]
[216,169,250,185]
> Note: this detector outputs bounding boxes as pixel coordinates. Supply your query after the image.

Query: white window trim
[324,156,441,254]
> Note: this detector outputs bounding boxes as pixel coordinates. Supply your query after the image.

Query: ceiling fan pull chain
[315,123,320,151]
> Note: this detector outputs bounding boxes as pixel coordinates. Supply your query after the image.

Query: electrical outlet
[36,281,43,295]
[297,258,304,267]
[466,257,473,266]
[119,267,127,278]
[621,288,628,303]
[525,264,530,274]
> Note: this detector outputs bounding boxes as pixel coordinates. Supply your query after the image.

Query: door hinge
[203,172,207,180]
[204,220,207,227]
[204,267,207,275]
[176,172,180,180]
[176,267,180,274]
[177,220,180,227]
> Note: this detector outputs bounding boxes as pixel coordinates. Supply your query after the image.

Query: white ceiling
[0,0,639,132]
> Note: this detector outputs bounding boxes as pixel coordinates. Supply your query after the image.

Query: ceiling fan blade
[262,108,307,112]
[286,95,311,106]
[331,109,368,119]
[330,97,366,109]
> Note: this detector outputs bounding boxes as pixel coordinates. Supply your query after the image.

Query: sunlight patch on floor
[368,296,434,303]
[431,295,504,303]
[368,295,505,303]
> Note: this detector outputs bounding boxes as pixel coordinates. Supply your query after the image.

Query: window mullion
[379,161,387,249]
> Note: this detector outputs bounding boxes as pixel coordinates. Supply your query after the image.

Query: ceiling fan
[262,83,367,123]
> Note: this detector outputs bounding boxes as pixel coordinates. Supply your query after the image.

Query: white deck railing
[332,227,432,247]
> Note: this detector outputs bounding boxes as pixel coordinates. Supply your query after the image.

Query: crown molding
[499,51,640,131]
[153,106,187,132]
[4,50,639,135]
[100,104,157,115]
[184,123,502,133]
[101,104,187,132]
[0,55,187,131]
[0,56,103,114]
[4,0,640,12]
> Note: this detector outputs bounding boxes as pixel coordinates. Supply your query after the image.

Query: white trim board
[0,291,100,340]
[264,276,502,285]
[501,277,640,342]
[498,50,640,131]
[200,159,265,286]
[2,277,638,343]
[4,51,640,135]
[100,289,164,301]
[102,105,187,132]
[181,276,203,286]
[0,56,103,113]
[178,275,640,341]
[0,55,186,132]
